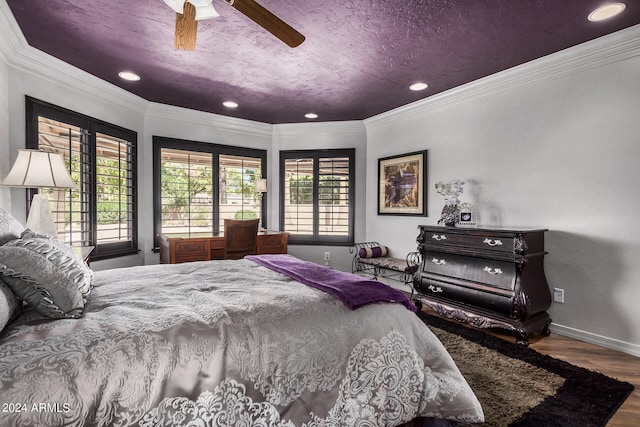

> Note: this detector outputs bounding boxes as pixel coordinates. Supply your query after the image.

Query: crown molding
[273,120,366,138]
[0,0,26,63]
[366,24,640,127]
[144,102,273,138]
[1,0,146,115]
[8,45,149,115]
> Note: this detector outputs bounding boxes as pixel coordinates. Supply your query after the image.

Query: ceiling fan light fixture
[304,113,318,119]
[588,3,626,21]
[163,0,184,14]
[118,71,141,81]
[223,101,239,108]
[195,4,220,20]
[409,82,429,91]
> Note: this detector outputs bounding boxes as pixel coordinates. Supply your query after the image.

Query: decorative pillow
[358,246,388,258]
[20,228,50,239]
[0,208,25,246]
[0,237,94,318]
[19,231,94,302]
[0,280,22,331]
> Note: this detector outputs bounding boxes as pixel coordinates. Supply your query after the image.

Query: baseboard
[550,323,640,358]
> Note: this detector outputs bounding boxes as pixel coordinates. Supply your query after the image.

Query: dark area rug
[417,312,634,427]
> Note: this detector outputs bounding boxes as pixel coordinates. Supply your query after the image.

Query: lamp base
[25,194,58,238]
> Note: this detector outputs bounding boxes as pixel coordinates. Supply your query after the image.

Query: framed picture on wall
[378,150,427,216]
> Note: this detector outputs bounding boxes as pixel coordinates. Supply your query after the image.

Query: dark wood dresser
[414,225,552,345]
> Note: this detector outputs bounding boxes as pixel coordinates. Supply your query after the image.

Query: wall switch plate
[553,288,565,303]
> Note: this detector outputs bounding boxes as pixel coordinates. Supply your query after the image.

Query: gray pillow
[0,237,93,318]
[0,208,25,246]
[18,232,94,302]
[0,280,22,331]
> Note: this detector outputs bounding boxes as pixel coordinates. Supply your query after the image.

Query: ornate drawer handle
[483,238,503,247]
[431,258,447,265]
[431,234,447,241]
[428,285,443,293]
[483,266,503,275]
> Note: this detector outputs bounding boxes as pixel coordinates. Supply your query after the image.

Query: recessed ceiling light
[305,113,318,119]
[409,82,429,91]
[223,101,238,108]
[588,3,626,21]
[118,71,141,81]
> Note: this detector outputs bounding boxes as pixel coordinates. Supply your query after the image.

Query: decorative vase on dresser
[414,225,552,346]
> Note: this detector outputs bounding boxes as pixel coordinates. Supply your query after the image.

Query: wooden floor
[526,329,639,426]
[424,308,640,426]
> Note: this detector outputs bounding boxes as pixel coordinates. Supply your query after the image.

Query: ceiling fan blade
[225,0,305,48]
[174,2,198,51]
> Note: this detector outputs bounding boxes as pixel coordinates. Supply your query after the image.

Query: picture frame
[378,150,427,216]
[456,203,478,228]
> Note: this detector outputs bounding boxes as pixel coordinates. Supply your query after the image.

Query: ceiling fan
[163,0,305,50]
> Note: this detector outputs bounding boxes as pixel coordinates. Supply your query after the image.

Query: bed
[0,211,483,427]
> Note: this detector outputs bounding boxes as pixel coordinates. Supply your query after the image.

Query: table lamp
[1,149,77,238]
[255,178,267,230]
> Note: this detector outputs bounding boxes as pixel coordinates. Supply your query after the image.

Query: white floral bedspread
[0,258,483,427]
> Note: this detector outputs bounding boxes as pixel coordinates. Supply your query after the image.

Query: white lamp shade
[163,0,219,19]
[1,150,76,189]
[163,0,184,14]
[255,178,267,193]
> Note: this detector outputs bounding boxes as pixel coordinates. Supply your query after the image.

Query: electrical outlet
[553,288,565,303]
[324,252,331,261]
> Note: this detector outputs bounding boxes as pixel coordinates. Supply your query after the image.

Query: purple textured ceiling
[6,0,640,124]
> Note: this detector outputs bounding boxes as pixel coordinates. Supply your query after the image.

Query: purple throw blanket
[246,254,416,312]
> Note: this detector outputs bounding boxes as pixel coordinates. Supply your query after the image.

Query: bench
[350,242,422,296]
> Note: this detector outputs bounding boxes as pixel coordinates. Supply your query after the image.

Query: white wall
[364,26,640,354]
[0,0,16,210]
[272,122,367,272]
[0,47,9,210]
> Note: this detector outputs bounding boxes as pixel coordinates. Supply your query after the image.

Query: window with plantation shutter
[218,154,263,229]
[280,149,354,245]
[26,97,138,260]
[158,148,214,238]
[153,137,266,249]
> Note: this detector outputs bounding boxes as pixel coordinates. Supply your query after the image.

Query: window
[280,149,354,245]
[26,97,138,260]
[153,137,266,247]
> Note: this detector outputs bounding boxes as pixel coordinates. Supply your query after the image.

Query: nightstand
[72,246,95,266]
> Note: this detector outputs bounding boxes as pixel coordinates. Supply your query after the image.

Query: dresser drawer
[424,252,516,291]
[258,233,287,254]
[174,240,210,263]
[426,231,517,254]
[417,276,514,317]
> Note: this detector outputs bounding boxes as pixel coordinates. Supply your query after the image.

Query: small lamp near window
[255,178,267,230]
[255,178,267,193]
[1,149,76,238]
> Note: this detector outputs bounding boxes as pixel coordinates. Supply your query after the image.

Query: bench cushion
[358,256,409,272]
